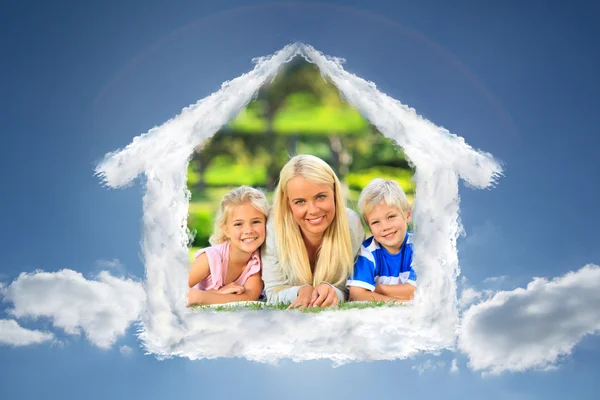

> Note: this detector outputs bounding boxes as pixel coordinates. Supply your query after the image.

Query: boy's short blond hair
[358,178,411,220]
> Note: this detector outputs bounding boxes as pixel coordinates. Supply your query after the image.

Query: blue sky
[1,0,599,399]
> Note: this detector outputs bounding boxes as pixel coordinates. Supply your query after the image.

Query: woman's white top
[260,208,365,304]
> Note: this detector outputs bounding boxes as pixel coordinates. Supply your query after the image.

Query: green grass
[189,300,410,313]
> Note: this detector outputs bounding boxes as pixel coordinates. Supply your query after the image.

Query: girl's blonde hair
[273,155,354,287]
[209,186,270,246]
[358,178,411,220]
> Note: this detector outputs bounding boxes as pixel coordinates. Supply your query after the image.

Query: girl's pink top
[192,241,261,291]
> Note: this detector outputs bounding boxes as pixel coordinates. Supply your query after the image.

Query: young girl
[187,186,269,306]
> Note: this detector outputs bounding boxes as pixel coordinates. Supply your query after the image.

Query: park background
[186,58,416,259]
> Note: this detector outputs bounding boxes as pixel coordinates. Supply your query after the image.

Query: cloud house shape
[95,43,502,363]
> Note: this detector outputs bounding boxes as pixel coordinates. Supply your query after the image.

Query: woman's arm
[375,283,416,301]
[187,273,264,306]
[348,286,397,303]
[188,252,210,288]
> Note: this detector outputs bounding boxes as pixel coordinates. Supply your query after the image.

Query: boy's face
[365,202,411,255]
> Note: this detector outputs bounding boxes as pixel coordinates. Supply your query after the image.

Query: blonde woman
[261,155,365,309]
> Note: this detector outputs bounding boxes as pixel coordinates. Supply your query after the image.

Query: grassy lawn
[189,300,410,313]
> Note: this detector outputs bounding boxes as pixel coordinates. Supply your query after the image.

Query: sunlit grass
[189,300,409,313]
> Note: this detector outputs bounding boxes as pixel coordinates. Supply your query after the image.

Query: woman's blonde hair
[358,178,411,220]
[209,186,270,246]
[273,155,354,287]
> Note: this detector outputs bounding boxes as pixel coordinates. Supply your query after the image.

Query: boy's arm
[188,252,210,288]
[375,246,417,301]
[349,286,397,303]
[188,273,264,306]
[347,244,382,301]
[374,283,416,301]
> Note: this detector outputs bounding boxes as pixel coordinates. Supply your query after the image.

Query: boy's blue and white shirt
[347,232,417,291]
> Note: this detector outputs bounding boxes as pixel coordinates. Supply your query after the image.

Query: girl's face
[365,202,411,255]
[224,202,266,254]
[286,176,336,241]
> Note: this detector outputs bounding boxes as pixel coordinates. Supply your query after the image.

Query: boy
[347,178,417,302]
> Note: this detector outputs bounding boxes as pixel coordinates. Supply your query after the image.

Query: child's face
[365,202,411,255]
[224,202,267,254]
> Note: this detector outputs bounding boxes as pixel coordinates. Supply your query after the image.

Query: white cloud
[458,287,484,309]
[4,269,145,349]
[159,304,456,363]
[119,345,133,356]
[96,259,123,269]
[457,276,493,310]
[483,275,507,284]
[95,43,502,362]
[412,359,446,375]
[450,358,459,373]
[0,319,54,346]
[458,264,600,374]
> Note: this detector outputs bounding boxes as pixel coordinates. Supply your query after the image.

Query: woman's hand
[309,283,339,308]
[217,283,245,295]
[287,285,314,310]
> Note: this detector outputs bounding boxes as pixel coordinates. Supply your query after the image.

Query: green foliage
[227,103,268,133]
[296,140,331,160]
[187,209,213,248]
[187,163,200,186]
[273,93,369,135]
[204,156,267,186]
[185,58,417,249]
[189,246,200,263]
[227,60,370,137]
[346,166,415,194]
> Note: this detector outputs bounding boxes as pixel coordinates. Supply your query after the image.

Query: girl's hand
[287,285,313,310]
[217,284,245,295]
[309,283,338,308]
[187,288,205,307]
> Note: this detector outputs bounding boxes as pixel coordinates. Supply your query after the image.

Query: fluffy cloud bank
[458,264,600,374]
[0,319,54,346]
[3,269,145,349]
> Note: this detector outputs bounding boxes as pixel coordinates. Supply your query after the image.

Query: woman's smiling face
[286,176,336,241]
